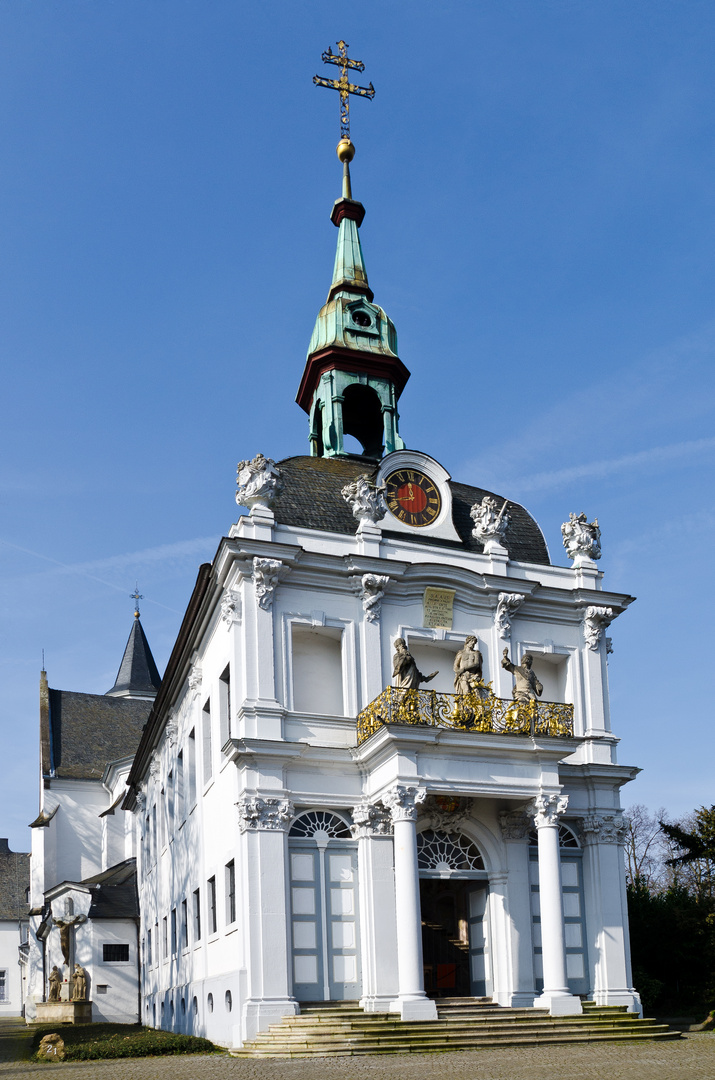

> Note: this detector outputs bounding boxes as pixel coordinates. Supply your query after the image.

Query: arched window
[417,829,485,875]
[341,384,384,458]
[289,810,351,840]
[528,823,580,848]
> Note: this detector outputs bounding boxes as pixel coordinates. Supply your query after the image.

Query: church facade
[120,137,642,1050]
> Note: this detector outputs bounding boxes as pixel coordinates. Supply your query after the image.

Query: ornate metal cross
[130,584,143,617]
[313,41,375,141]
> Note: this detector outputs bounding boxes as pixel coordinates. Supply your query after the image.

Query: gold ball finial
[337,138,355,163]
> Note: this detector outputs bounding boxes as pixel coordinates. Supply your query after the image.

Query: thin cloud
[512,436,715,493]
[0,536,216,613]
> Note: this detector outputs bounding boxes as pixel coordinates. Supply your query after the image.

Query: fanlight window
[529,824,580,848]
[289,810,351,840]
[417,829,484,873]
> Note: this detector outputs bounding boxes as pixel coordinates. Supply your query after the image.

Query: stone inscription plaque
[423,588,455,630]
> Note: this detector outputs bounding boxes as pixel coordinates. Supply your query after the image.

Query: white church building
[106,135,645,1050]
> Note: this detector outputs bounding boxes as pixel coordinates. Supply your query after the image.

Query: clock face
[384,469,442,528]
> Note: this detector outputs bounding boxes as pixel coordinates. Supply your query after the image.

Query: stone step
[233,1029,680,1058]
[250,1020,673,1045]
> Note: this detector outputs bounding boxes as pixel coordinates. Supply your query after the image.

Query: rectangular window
[219,666,231,748]
[181,899,188,949]
[0,970,6,1002]
[202,699,212,783]
[292,625,344,715]
[167,771,174,834]
[193,888,201,942]
[177,751,184,823]
[147,928,152,966]
[102,944,130,963]
[208,876,217,935]
[160,788,166,848]
[188,729,196,808]
[225,860,236,924]
[162,916,168,958]
[171,908,177,955]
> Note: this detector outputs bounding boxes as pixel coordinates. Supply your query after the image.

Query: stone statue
[561,512,601,563]
[470,496,509,544]
[453,636,484,695]
[501,649,543,703]
[71,964,87,1001]
[392,638,437,689]
[48,965,62,1002]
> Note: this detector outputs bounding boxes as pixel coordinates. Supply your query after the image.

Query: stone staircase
[231,998,680,1058]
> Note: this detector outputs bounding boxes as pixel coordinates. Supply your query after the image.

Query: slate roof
[0,840,30,921]
[106,617,161,697]
[273,456,550,565]
[83,859,138,921]
[44,691,152,780]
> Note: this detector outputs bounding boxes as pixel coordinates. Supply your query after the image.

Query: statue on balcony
[502,649,543,703]
[392,638,438,689]
[48,966,62,1002]
[453,636,484,695]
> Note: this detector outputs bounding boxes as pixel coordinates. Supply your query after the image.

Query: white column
[528,794,582,1016]
[238,795,299,1043]
[581,812,642,1014]
[498,810,537,1007]
[382,785,438,1021]
[352,804,398,1012]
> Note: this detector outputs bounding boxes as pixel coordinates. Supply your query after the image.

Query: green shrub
[32,1023,218,1062]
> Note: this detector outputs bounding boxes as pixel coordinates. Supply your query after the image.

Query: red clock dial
[384,469,441,528]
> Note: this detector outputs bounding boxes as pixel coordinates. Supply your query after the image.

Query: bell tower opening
[342,384,383,458]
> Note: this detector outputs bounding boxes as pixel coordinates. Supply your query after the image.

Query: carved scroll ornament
[355,573,390,623]
[584,606,614,651]
[236,453,284,511]
[495,592,525,639]
[253,557,283,610]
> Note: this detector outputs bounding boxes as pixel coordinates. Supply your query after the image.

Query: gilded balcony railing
[356,686,574,745]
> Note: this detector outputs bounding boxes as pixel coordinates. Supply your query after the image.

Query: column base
[503,991,537,1008]
[243,997,299,1043]
[390,995,438,1021]
[534,990,583,1016]
[592,989,642,1016]
[360,994,395,1014]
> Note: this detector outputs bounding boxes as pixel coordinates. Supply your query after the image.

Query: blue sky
[1,2,713,851]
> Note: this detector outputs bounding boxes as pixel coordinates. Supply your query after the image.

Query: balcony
[356,686,574,745]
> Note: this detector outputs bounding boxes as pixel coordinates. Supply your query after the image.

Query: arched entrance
[288,810,361,1002]
[417,829,490,998]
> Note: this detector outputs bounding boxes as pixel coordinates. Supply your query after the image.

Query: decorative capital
[236,453,284,512]
[581,811,626,845]
[495,592,525,639]
[220,588,242,626]
[470,496,509,551]
[341,474,388,528]
[584,606,614,651]
[528,792,569,828]
[419,795,472,834]
[381,784,426,823]
[499,809,530,840]
[350,802,393,838]
[561,512,601,566]
[188,662,202,695]
[236,794,294,833]
[252,557,284,610]
[353,573,390,623]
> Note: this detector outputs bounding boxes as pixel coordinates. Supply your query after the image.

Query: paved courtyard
[1,1019,713,1079]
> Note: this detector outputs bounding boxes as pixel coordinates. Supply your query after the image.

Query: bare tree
[623,804,668,889]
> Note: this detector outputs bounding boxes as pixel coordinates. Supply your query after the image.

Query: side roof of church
[0,840,30,921]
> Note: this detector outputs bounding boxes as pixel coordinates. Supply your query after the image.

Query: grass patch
[32,1022,219,1061]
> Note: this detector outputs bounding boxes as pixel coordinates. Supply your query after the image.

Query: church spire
[105,605,161,700]
[297,46,410,460]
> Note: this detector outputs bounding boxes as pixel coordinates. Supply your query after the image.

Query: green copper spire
[297,142,410,459]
